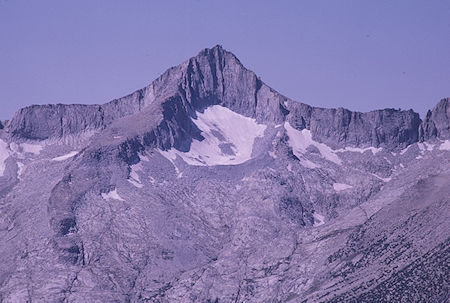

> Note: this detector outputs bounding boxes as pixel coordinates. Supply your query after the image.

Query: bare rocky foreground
[0,46,449,302]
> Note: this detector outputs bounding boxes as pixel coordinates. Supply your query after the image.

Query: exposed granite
[420,98,450,140]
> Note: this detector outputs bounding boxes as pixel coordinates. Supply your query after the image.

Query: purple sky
[1,0,449,120]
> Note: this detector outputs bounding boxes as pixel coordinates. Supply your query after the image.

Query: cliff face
[286,105,421,149]
[5,45,438,151]
[8,104,104,140]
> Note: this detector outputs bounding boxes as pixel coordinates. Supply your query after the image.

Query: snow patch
[21,143,43,155]
[313,213,325,226]
[300,159,319,169]
[371,173,392,182]
[128,163,144,188]
[128,179,143,188]
[336,146,382,155]
[418,142,434,152]
[284,122,342,165]
[139,153,150,162]
[333,183,353,191]
[130,168,141,182]
[400,145,412,155]
[101,189,124,201]
[52,151,78,161]
[16,162,25,180]
[424,142,434,151]
[439,140,450,151]
[159,105,266,166]
[158,153,183,178]
[0,139,11,176]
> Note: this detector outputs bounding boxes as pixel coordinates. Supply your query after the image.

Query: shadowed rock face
[0,46,449,303]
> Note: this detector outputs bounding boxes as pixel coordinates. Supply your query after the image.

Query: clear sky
[1,0,449,120]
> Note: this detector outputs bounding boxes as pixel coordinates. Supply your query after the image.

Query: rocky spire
[420,98,450,140]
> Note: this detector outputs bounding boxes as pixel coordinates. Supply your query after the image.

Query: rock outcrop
[420,98,450,140]
[287,105,421,149]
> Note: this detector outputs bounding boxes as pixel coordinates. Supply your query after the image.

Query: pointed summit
[196,44,244,68]
[420,98,450,140]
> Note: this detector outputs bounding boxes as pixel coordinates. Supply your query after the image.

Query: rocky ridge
[6,45,442,149]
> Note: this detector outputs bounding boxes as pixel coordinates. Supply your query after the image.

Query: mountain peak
[4,46,448,150]
[198,44,231,57]
[2,46,450,303]
[193,44,244,71]
[200,44,226,54]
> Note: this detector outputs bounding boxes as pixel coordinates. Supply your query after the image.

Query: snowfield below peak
[284,122,342,165]
[160,105,267,166]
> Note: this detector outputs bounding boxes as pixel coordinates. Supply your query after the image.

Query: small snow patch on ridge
[17,162,25,180]
[371,173,392,182]
[21,143,43,155]
[336,146,382,155]
[102,189,125,201]
[439,140,450,151]
[52,151,78,161]
[128,163,144,188]
[400,145,412,155]
[333,183,353,191]
[417,142,434,153]
[300,159,319,169]
[268,151,277,159]
[139,153,150,162]
[313,213,325,226]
